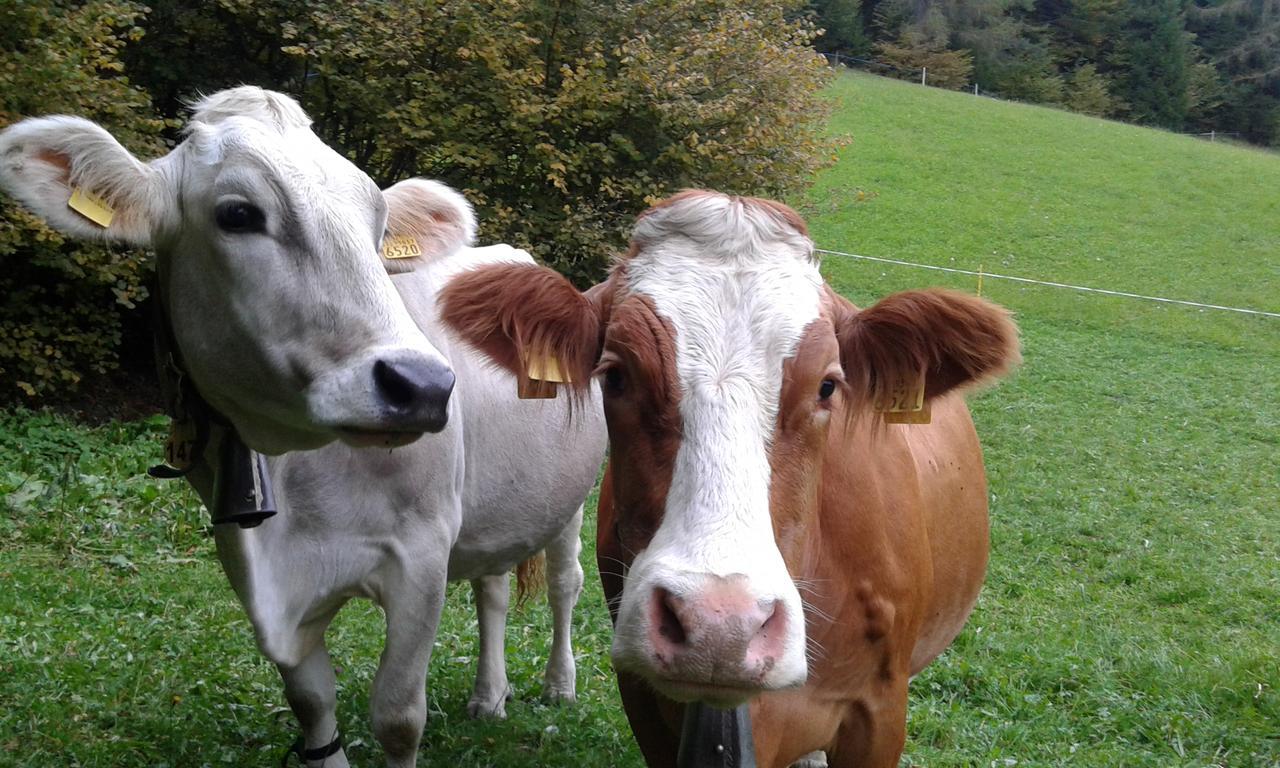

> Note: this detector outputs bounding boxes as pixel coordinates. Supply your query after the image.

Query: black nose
[373,356,455,432]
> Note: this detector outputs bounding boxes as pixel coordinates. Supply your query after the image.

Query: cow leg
[827,685,908,768]
[370,566,448,768]
[279,638,350,768]
[467,572,513,718]
[542,504,584,704]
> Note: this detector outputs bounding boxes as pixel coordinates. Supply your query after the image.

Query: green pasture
[2,70,1277,766]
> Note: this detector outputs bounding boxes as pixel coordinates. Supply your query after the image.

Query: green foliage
[3,1,836,401]
[3,73,1280,765]
[132,0,836,286]
[1118,0,1190,129]
[875,35,975,88]
[1064,62,1118,116]
[0,0,167,399]
[810,0,869,55]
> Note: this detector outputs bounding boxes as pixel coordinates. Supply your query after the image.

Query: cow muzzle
[615,573,807,707]
[308,348,456,446]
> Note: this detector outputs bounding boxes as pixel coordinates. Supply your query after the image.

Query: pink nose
[646,574,787,689]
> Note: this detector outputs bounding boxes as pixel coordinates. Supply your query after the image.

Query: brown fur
[437,191,1021,768]
[514,552,546,606]
[832,286,1020,414]
[438,263,606,404]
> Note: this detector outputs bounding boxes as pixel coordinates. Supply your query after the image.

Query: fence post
[974,83,978,96]
[921,66,927,86]
[1210,130,1216,142]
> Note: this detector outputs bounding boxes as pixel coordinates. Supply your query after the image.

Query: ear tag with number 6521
[519,352,567,400]
[875,374,931,424]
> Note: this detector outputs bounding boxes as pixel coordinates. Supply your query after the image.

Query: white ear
[382,178,477,262]
[0,116,163,246]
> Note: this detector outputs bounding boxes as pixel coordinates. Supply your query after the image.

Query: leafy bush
[0,0,168,399]
[202,0,836,284]
[3,0,836,400]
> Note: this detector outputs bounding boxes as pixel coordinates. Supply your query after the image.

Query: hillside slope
[805,71,1278,352]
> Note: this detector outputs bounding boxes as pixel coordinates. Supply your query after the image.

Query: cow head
[441,190,1019,707]
[0,87,457,454]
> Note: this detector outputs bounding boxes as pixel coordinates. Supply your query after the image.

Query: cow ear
[0,116,161,246]
[440,263,607,393]
[380,178,476,273]
[835,288,1020,409]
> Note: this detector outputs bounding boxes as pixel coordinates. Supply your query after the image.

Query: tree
[1118,0,1191,128]
[811,0,870,55]
[0,0,168,398]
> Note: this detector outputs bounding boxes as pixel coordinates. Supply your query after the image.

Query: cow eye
[603,366,626,395]
[215,200,265,233]
[818,378,837,400]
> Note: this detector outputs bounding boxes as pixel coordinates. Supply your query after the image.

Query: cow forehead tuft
[187,86,312,133]
[629,190,816,268]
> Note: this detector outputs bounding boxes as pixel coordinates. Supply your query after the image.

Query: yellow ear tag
[519,352,568,399]
[382,236,423,260]
[68,187,115,228]
[876,375,931,425]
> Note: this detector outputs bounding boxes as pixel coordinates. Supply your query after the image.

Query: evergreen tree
[1119,0,1190,128]
[811,0,869,55]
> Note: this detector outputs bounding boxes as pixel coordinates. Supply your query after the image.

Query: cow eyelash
[593,357,627,395]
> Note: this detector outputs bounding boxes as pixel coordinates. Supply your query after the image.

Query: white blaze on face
[611,194,822,693]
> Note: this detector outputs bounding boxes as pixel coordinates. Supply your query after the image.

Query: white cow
[0,90,607,767]
[0,86,455,454]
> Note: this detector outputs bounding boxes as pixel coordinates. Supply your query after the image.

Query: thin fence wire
[815,247,1280,318]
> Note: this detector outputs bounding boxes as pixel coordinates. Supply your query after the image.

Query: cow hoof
[467,697,508,719]
[791,751,828,768]
[541,686,577,706]
[467,686,513,719]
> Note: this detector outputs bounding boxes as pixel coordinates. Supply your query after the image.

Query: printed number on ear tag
[68,188,115,228]
[382,236,423,260]
[875,376,931,424]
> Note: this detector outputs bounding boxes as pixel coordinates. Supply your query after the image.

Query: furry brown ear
[835,288,1020,409]
[439,263,607,392]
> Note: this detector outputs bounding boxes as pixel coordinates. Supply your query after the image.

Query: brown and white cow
[441,190,1019,767]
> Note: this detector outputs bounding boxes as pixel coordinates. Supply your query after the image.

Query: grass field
[2,69,1278,767]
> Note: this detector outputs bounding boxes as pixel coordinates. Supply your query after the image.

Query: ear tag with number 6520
[382,236,423,260]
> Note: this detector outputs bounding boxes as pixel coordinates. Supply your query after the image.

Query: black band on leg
[281,732,342,766]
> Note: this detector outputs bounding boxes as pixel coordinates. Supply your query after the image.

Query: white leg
[370,566,448,768]
[542,505,584,704]
[467,573,513,718]
[278,636,351,768]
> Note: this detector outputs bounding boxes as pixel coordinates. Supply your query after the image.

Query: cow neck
[147,263,277,529]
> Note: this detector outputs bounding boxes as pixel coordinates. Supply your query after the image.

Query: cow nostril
[654,588,687,645]
[373,359,418,407]
[759,599,784,639]
[373,358,455,414]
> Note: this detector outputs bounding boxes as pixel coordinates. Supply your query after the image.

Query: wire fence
[821,52,1248,144]
[815,247,1280,319]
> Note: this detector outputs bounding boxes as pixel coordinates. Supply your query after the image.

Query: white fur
[0,87,451,454]
[204,239,606,767]
[611,194,822,695]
